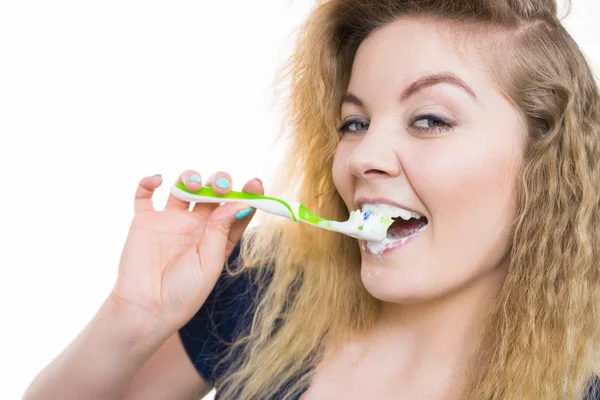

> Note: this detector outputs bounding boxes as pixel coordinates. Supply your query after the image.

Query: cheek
[414,133,521,267]
[332,145,354,203]
[413,129,521,216]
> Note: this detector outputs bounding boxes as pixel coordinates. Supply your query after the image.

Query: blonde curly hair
[214,0,600,398]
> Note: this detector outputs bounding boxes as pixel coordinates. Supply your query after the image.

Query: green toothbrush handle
[170,182,300,221]
[169,183,393,241]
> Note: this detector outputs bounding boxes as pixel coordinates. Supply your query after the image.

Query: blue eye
[410,114,453,134]
[337,119,369,134]
[337,114,454,136]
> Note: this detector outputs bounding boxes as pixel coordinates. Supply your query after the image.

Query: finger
[196,202,253,281]
[165,170,204,211]
[134,174,163,213]
[224,178,264,254]
[241,177,264,195]
[191,171,233,218]
[205,171,233,196]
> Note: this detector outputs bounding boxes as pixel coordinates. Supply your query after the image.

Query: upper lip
[355,197,425,217]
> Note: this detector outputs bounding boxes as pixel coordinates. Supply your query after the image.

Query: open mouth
[386,215,429,239]
[358,202,429,254]
[362,213,429,256]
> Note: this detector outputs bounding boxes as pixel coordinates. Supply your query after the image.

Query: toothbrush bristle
[339,210,394,241]
[355,213,393,241]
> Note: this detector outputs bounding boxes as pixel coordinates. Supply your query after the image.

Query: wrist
[100,295,174,348]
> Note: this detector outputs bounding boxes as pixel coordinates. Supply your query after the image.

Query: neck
[359,261,508,395]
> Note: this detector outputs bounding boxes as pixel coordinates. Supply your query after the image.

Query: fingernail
[216,177,230,189]
[254,178,263,186]
[190,174,202,184]
[235,208,253,220]
[153,174,162,177]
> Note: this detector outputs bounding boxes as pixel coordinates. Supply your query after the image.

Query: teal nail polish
[216,177,230,189]
[235,208,253,220]
[190,174,201,183]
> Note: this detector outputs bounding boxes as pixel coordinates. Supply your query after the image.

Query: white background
[1,1,598,399]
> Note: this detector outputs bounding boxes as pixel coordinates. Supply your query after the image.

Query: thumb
[197,203,253,281]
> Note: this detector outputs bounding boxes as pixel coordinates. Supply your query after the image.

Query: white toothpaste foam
[364,224,428,255]
[364,236,411,255]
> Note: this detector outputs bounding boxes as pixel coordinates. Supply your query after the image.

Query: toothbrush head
[345,210,394,241]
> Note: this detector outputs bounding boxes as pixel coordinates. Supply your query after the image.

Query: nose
[346,123,402,180]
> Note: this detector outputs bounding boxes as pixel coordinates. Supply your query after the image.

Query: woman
[24,0,600,399]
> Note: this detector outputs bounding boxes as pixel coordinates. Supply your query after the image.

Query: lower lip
[362,224,428,256]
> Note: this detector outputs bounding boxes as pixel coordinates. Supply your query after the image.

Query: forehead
[348,18,495,99]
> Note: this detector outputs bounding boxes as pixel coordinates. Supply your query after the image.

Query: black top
[177,241,307,399]
[178,241,600,400]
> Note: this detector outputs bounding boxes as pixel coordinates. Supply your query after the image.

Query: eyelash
[336,114,454,136]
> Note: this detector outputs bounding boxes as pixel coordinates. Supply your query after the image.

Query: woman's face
[332,18,526,303]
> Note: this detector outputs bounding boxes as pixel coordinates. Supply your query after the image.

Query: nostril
[364,169,388,177]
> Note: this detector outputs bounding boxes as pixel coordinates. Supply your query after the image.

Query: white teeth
[361,203,423,221]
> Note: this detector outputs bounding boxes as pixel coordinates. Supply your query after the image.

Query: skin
[22,170,264,400]
[301,18,526,399]
[111,170,263,333]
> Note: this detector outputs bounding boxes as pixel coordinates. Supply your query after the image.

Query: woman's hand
[108,170,263,336]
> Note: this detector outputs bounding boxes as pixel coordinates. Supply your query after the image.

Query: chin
[359,260,441,303]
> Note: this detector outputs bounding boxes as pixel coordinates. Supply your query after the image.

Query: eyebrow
[341,72,478,108]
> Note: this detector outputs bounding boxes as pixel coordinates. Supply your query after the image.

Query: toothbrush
[169,182,393,241]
